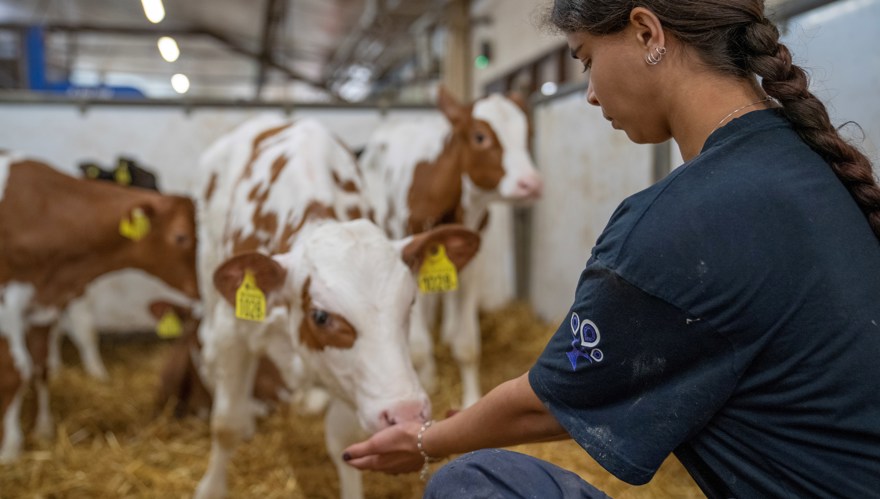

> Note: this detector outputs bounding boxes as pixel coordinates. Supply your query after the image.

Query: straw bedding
[0,302,703,498]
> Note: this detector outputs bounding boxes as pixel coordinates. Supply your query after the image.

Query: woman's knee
[424,449,611,499]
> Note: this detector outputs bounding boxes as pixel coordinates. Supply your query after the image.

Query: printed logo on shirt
[566,312,604,371]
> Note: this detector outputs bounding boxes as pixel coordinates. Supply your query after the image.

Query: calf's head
[213,220,480,432]
[123,194,200,300]
[438,86,543,204]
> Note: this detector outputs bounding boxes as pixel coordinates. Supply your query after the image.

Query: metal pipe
[768,0,840,21]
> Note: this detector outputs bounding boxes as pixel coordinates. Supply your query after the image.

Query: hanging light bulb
[141,0,165,24]
[171,73,190,94]
[157,36,179,62]
[541,81,558,96]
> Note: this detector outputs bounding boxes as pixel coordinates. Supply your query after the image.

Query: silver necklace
[711,97,773,134]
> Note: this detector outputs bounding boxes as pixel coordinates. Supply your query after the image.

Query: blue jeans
[424,449,613,498]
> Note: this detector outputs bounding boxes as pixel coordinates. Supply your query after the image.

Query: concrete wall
[529,91,653,321]
[0,104,431,194]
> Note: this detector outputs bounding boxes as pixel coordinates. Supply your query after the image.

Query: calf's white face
[471,95,543,203]
[213,219,480,433]
[436,88,543,206]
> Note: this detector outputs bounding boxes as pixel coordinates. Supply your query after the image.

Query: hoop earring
[645,46,667,65]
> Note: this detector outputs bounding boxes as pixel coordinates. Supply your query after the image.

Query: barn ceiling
[0,0,450,101]
[0,0,839,103]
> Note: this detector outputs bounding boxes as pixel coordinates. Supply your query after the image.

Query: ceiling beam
[201,28,337,97]
[0,22,206,37]
[0,22,334,97]
[254,0,289,99]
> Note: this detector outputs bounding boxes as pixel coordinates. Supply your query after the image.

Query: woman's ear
[629,7,666,51]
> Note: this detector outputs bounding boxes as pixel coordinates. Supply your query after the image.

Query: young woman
[343,1,880,497]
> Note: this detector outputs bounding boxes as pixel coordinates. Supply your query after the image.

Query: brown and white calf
[47,158,166,382]
[361,86,543,408]
[193,116,479,499]
[0,153,199,462]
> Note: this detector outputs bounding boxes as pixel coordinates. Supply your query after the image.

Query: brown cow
[0,155,199,462]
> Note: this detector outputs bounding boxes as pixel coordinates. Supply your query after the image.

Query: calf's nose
[517,172,544,199]
[379,399,431,429]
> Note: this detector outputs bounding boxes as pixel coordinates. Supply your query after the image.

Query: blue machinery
[24,25,145,98]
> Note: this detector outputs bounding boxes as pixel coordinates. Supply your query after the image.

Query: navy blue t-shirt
[529,109,880,498]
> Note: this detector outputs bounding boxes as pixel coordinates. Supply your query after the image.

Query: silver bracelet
[417,419,441,481]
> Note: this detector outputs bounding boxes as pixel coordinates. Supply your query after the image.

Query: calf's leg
[66,302,108,381]
[195,314,259,499]
[325,399,367,499]
[441,265,482,408]
[409,294,437,393]
[27,325,55,439]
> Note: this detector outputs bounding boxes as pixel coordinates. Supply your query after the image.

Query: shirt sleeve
[529,257,738,485]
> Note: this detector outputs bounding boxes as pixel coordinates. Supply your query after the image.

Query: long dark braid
[547,0,880,238]
[741,17,880,235]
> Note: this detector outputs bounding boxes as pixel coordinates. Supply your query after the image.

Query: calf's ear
[149,301,174,320]
[506,90,529,114]
[437,85,468,127]
[148,301,191,320]
[399,225,481,273]
[79,162,104,179]
[213,252,288,306]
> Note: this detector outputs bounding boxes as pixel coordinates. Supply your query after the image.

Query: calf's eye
[311,309,330,326]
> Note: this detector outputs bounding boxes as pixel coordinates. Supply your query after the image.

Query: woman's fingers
[342,421,423,472]
[345,452,422,473]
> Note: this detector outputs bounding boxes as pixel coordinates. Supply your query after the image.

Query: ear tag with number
[235,270,267,321]
[119,207,151,241]
[115,162,132,186]
[156,310,183,339]
[418,245,458,293]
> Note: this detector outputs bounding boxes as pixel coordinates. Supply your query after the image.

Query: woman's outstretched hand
[342,420,426,474]
[343,373,558,476]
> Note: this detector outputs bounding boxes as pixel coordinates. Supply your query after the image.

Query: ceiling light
[171,73,190,94]
[157,36,179,62]
[141,0,165,24]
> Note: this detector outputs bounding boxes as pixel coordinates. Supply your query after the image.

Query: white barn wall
[529,92,653,322]
[781,0,880,168]
[0,104,433,332]
[0,105,431,194]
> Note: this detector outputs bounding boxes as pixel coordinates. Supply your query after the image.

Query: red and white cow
[0,153,199,462]
[46,158,166,382]
[361,86,543,408]
[193,116,479,499]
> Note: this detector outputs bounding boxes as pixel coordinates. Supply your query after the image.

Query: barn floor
[0,303,703,498]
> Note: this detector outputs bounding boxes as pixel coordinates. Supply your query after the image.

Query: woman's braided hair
[548,0,880,238]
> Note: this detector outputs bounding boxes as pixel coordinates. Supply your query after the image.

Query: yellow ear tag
[235,270,267,322]
[156,310,183,339]
[119,207,151,241]
[115,164,132,186]
[418,244,458,293]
